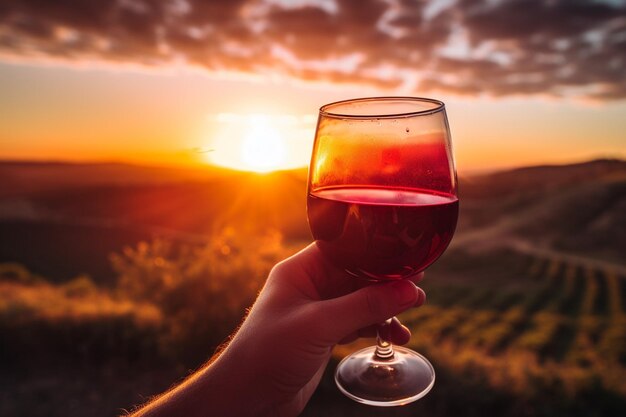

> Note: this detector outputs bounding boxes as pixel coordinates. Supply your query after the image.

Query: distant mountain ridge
[0,158,623,281]
[460,158,626,199]
[2,158,623,197]
[0,160,232,198]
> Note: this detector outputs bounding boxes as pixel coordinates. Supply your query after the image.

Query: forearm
[129,340,271,417]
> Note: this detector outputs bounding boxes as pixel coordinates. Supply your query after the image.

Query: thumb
[317,280,424,343]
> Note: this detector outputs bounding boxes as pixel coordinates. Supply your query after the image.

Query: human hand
[220,243,426,416]
[131,243,425,417]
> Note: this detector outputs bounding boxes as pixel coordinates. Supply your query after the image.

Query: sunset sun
[206,113,315,173]
[240,123,287,173]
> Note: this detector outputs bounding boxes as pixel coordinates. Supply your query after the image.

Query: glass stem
[375,318,395,360]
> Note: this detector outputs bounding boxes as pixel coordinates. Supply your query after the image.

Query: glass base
[334,346,435,406]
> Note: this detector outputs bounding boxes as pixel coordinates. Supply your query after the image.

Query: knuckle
[267,260,292,284]
[269,259,288,276]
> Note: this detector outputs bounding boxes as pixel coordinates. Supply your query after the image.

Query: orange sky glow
[1,0,625,173]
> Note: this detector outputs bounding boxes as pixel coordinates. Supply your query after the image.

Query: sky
[0,0,625,172]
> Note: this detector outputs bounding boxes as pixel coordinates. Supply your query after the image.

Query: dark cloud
[426,0,626,99]
[0,0,624,100]
[263,6,340,59]
[461,0,620,40]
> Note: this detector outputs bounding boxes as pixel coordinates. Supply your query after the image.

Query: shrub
[109,229,296,362]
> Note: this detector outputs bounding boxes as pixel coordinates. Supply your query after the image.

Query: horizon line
[0,156,624,176]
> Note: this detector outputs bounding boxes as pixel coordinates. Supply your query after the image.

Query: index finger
[275,243,425,300]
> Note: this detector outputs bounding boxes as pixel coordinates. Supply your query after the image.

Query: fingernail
[391,280,419,307]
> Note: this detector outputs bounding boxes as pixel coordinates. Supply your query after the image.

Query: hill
[0,160,235,198]
[457,159,626,263]
[0,158,624,417]
[460,158,626,199]
[0,159,623,284]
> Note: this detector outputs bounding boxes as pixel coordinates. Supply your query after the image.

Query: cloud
[0,0,624,100]
[429,0,626,99]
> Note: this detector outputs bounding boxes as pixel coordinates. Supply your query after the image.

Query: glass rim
[319,96,445,119]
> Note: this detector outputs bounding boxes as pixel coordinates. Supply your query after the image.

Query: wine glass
[307,97,458,406]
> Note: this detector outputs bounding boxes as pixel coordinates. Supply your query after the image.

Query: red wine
[308,187,458,280]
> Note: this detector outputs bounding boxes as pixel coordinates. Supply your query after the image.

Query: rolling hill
[0,159,623,283]
[1,158,625,417]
